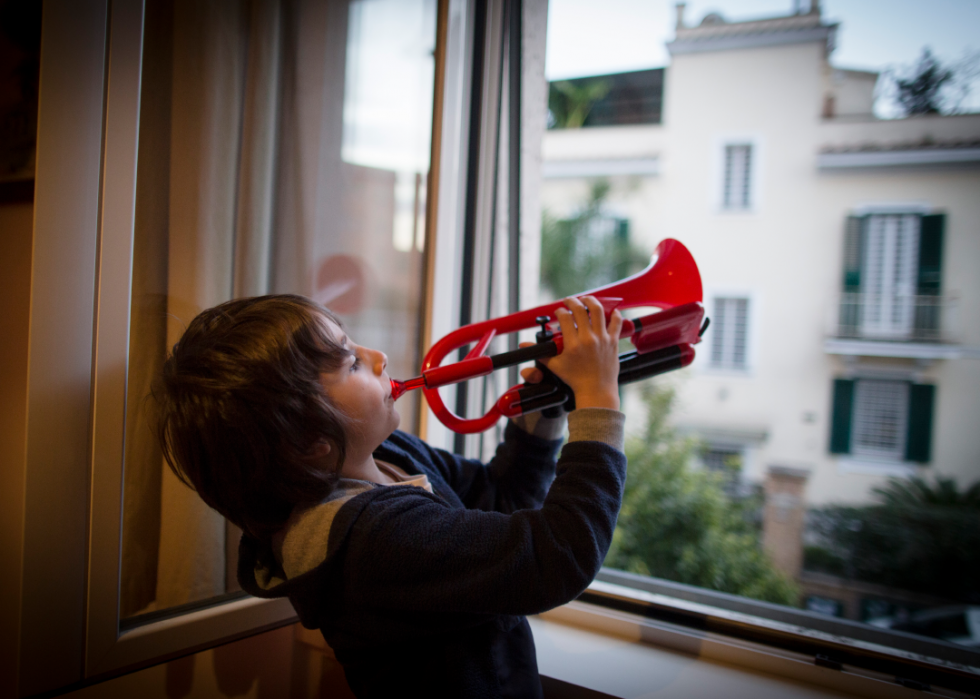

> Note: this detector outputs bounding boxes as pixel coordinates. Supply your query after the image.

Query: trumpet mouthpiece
[390,376,425,400]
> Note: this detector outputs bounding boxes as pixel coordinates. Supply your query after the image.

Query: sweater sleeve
[409,409,624,514]
[335,436,627,619]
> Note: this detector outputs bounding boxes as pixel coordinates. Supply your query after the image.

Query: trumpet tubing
[409,238,705,433]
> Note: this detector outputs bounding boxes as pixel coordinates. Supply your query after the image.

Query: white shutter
[860,214,920,338]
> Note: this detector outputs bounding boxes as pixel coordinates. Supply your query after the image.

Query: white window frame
[713,135,763,213]
[699,287,759,375]
[850,378,910,461]
[835,367,921,477]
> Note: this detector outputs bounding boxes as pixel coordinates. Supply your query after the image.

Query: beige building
[539,5,980,505]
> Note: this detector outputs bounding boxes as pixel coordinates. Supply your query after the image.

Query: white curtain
[123,0,430,615]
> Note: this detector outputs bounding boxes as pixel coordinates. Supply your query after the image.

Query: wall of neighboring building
[826,69,877,117]
[811,165,980,501]
[538,35,980,506]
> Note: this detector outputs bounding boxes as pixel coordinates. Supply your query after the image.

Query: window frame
[714,135,763,213]
[15,0,474,693]
[709,295,750,370]
[580,571,980,696]
[18,1,978,696]
[700,287,759,375]
[829,374,936,475]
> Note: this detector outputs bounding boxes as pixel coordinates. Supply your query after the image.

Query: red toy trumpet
[392,238,706,433]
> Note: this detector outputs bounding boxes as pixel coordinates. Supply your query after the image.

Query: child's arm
[413,296,624,513]
[337,421,625,620]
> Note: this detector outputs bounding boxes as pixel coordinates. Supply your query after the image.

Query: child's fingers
[608,308,624,339]
[565,296,592,337]
[579,296,607,336]
[520,366,543,383]
[554,304,576,340]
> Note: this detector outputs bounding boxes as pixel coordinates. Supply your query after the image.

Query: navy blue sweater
[238,422,626,698]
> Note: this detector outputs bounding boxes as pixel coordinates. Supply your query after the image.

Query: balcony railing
[836,293,957,343]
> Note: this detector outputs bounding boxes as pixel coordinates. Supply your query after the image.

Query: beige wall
[539,35,980,505]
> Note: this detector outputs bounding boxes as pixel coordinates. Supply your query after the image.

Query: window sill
[825,338,980,360]
[548,575,980,697]
[714,207,757,215]
[532,602,899,699]
[701,364,753,376]
[836,457,919,477]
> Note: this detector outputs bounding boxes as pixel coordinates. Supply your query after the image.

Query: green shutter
[905,384,936,463]
[829,379,854,454]
[842,216,864,292]
[917,214,945,295]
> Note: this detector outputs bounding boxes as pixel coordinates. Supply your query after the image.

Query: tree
[548,78,610,129]
[873,475,980,509]
[883,47,980,117]
[893,48,953,116]
[604,385,800,606]
[540,180,649,299]
[805,476,980,602]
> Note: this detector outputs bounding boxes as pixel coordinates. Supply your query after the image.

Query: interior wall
[0,198,34,699]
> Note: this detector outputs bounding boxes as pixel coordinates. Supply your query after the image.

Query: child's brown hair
[156,295,352,537]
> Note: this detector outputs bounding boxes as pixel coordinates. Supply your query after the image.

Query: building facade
[539,6,980,505]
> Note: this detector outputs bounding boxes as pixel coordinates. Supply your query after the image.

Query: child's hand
[527,296,622,411]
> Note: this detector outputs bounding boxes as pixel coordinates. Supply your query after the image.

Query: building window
[852,379,910,460]
[722,143,752,209]
[710,296,749,369]
[701,444,743,496]
[829,378,935,463]
[839,213,945,341]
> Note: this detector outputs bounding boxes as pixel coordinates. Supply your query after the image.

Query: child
[157,293,626,698]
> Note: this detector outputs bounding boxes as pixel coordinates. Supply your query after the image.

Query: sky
[545,0,980,114]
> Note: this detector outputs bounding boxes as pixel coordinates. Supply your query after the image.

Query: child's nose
[372,349,388,374]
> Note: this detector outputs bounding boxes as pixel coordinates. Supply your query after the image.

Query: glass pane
[121,0,436,619]
[537,0,980,655]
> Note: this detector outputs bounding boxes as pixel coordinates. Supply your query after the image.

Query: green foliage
[805,477,980,602]
[540,181,649,299]
[873,475,980,509]
[548,78,610,129]
[604,385,800,606]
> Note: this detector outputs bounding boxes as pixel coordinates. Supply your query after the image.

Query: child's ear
[307,441,332,459]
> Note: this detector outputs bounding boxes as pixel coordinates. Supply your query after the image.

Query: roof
[668,10,837,55]
[818,138,980,169]
[820,138,980,154]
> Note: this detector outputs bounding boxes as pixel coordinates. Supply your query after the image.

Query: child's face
[317,316,401,464]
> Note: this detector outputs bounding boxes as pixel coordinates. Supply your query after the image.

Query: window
[852,379,909,459]
[839,213,945,341]
[710,296,749,369]
[722,143,752,209]
[701,444,743,496]
[19,2,980,696]
[537,2,979,690]
[829,378,935,463]
[13,0,449,692]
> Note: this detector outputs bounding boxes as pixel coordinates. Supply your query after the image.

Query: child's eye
[349,355,361,372]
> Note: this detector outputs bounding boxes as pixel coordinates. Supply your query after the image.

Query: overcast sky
[545,0,980,113]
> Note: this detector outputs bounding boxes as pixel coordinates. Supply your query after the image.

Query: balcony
[824,294,977,359]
